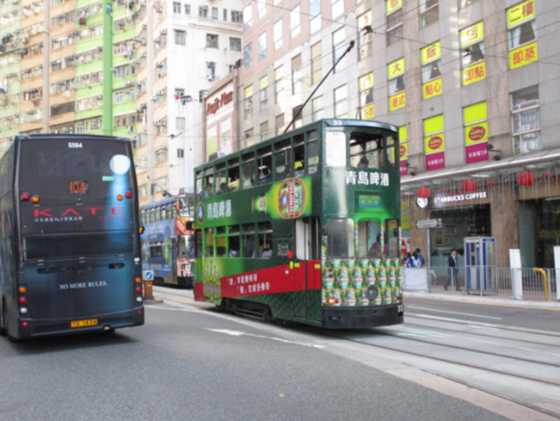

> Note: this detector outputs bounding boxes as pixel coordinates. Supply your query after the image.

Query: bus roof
[195,119,398,171]
[141,196,177,211]
[14,134,131,143]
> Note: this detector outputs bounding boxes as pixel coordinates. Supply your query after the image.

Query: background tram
[140,194,195,288]
[193,119,404,329]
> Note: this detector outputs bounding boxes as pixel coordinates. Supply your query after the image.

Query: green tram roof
[196,119,398,171]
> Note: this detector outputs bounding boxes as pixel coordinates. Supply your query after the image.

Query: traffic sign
[143,270,154,281]
[416,219,438,229]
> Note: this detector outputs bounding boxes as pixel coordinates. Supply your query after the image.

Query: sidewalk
[404,290,560,310]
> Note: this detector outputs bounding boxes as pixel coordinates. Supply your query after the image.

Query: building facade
[233,0,560,268]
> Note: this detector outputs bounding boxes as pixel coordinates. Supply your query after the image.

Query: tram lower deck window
[327,218,354,259]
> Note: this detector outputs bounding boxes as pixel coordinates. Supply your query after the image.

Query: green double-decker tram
[193,119,404,329]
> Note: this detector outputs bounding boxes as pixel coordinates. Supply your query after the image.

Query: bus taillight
[22,322,28,327]
[19,297,27,304]
[31,195,40,203]
[21,193,31,201]
[135,287,142,293]
[125,192,132,198]
[117,194,124,201]
[19,286,27,293]
[135,277,142,283]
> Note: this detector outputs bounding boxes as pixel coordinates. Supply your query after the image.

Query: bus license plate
[70,319,98,328]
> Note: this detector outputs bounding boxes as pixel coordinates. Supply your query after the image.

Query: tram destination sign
[416,219,439,229]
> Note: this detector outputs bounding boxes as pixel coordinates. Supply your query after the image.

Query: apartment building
[232,0,560,268]
[133,0,243,207]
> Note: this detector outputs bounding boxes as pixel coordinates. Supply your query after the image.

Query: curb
[143,297,165,305]
[404,291,560,310]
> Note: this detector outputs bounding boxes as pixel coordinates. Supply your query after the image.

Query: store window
[511,86,540,154]
[388,58,406,112]
[420,0,439,28]
[461,22,485,86]
[507,0,537,69]
[421,41,442,99]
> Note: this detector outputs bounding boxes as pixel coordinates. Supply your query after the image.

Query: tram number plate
[397,305,404,313]
[70,319,98,328]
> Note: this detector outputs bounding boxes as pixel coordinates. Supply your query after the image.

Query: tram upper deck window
[242,152,256,189]
[228,158,240,192]
[196,171,203,200]
[325,131,347,167]
[204,167,214,198]
[307,130,319,174]
[242,224,256,258]
[274,139,291,181]
[215,163,227,195]
[257,146,272,185]
[293,135,305,177]
[327,218,355,259]
[350,133,384,169]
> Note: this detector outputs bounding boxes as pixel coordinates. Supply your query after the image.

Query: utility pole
[42,0,50,133]
[102,2,113,135]
[147,4,155,202]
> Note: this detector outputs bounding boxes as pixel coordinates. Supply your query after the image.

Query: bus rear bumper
[14,306,144,340]
[321,304,404,329]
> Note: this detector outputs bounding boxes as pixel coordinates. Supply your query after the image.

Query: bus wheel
[0,300,7,337]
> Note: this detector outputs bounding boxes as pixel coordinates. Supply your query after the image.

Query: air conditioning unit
[155,61,163,68]
[207,75,215,81]
[160,29,167,35]
[154,37,160,43]
[127,126,133,134]
[126,80,133,86]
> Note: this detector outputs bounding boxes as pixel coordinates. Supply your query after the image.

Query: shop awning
[401,147,560,187]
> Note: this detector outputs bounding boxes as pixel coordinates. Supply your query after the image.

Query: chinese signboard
[388,58,405,79]
[466,142,489,164]
[399,126,408,176]
[463,62,486,86]
[386,0,402,15]
[421,41,442,99]
[423,78,442,99]
[426,152,445,171]
[424,115,445,171]
[359,73,374,91]
[460,22,484,47]
[363,104,375,119]
[205,81,235,160]
[464,101,488,164]
[345,171,390,187]
[510,41,538,69]
[389,91,406,111]
[421,41,441,64]
[507,0,535,28]
[461,22,485,86]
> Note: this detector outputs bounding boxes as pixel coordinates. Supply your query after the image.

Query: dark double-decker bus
[0,134,144,341]
[193,119,404,329]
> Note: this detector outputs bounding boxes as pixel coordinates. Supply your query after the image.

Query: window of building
[260,75,268,106]
[206,34,218,48]
[512,86,540,154]
[387,4,403,46]
[244,85,253,120]
[274,66,284,103]
[273,20,283,50]
[245,128,254,147]
[507,1,537,70]
[207,61,216,80]
[463,102,489,163]
[177,117,185,130]
[113,88,135,103]
[228,37,241,52]
[312,96,323,122]
[292,105,303,129]
[243,3,252,31]
[276,114,285,135]
[290,6,301,38]
[309,0,321,33]
[224,9,227,21]
[155,147,168,164]
[232,10,242,23]
[358,10,372,60]
[421,41,442,99]
[333,27,347,72]
[199,5,208,17]
[260,121,269,141]
[114,113,136,128]
[331,0,344,20]
[173,1,181,13]
[185,4,191,14]
[292,54,302,96]
[51,101,75,116]
[257,0,266,19]
[258,32,267,60]
[420,0,439,28]
[388,58,406,111]
[175,30,186,45]
[424,115,445,171]
[460,22,485,86]
[243,43,252,69]
[459,0,480,8]
[311,42,322,85]
[212,7,218,19]
[334,85,348,118]
[359,72,374,120]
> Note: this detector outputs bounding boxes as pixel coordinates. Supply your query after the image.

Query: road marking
[407,306,502,320]
[207,328,326,349]
[392,325,448,338]
[407,313,499,327]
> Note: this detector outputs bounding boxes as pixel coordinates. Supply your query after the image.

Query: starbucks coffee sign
[434,191,487,204]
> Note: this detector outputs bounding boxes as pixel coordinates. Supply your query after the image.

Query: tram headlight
[136,297,143,303]
[20,307,28,314]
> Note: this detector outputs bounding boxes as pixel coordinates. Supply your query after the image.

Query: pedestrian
[406,251,421,267]
[446,249,461,291]
[415,248,425,266]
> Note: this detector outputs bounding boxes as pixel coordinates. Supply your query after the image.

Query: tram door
[294,218,321,320]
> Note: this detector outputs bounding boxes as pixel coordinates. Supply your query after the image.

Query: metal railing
[418,266,558,301]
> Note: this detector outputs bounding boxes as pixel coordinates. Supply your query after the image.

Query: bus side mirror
[185,221,194,230]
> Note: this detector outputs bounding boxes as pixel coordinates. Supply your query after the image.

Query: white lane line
[392,325,448,338]
[207,328,326,349]
[406,306,502,320]
[406,313,499,327]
